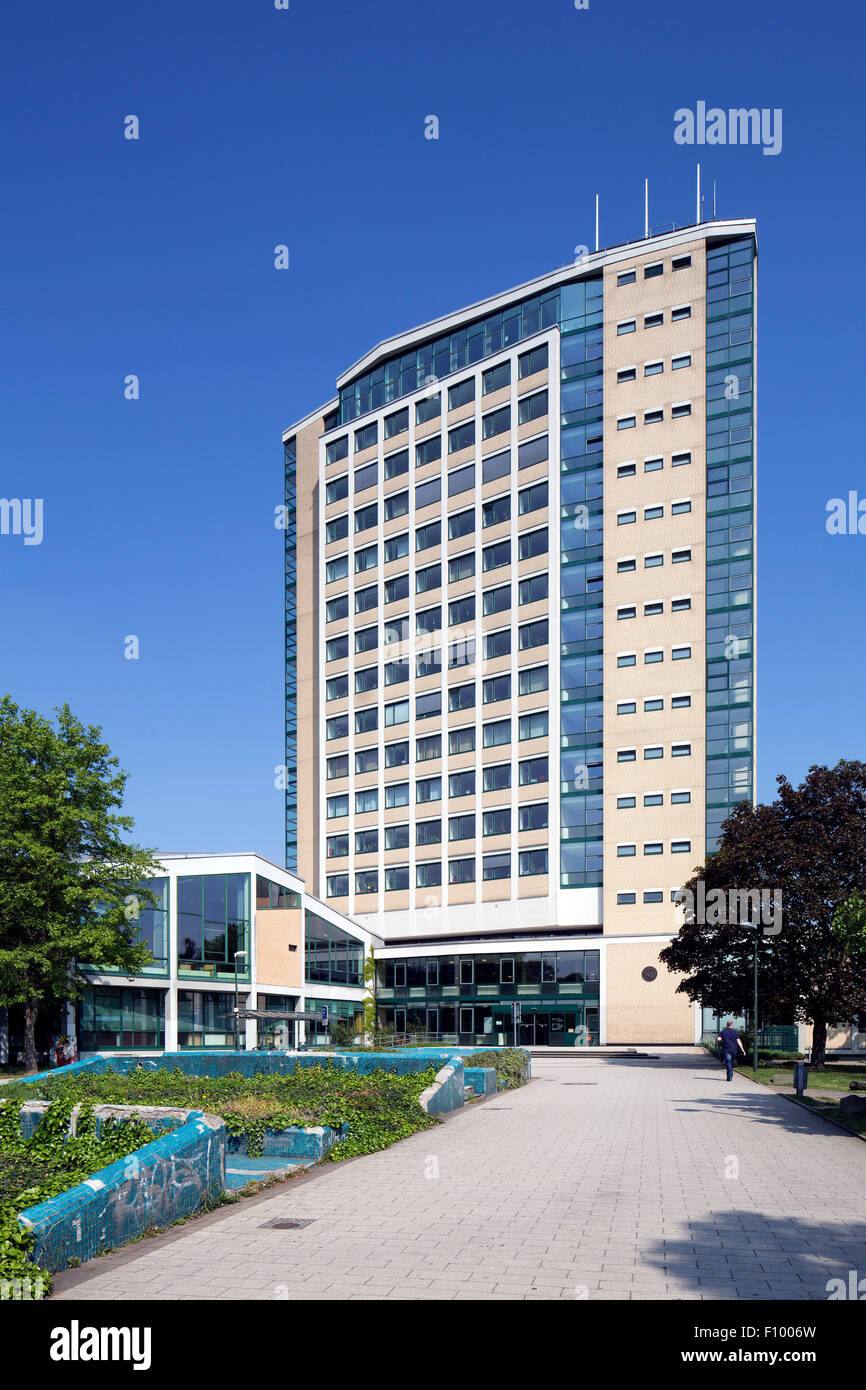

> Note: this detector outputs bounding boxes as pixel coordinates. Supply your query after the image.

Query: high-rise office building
[283,219,756,1045]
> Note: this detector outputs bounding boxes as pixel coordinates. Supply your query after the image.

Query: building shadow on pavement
[670,1085,866,1138]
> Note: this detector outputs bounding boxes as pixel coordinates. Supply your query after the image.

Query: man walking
[717,1021,747,1080]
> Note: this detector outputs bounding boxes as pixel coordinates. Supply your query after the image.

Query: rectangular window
[483,807,511,837]
[519,711,547,741]
[384,491,408,522]
[617,844,636,858]
[416,606,442,634]
[672,254,691,271]
[449,725,475,755]
[519,618,548,650]
[672,645,692,660]
[354,706,378,735]
[644,410,663,426]
[617,606,636,621]
[672,354,691,370]
[617,270,636,286]
[386,740,410,768]
[326,834,349,859]
[644,649,664,664]
[617,463,636,478]
[644,262,663,279]
[644,698,663,712]
[671,500,692,515]
[672,743,691,757]
[518,756,548,786]
[518,343,548,378]
[416,861,442,888]
[483,405,511,439]
[618,510,636,525]
[519,527,548,561]
[327,436,349,465]
[326,794,349,819]
[354,422,378,452]
[448,421,475,453]
[644,746,663,760]
[416,436,442,467]
[448,378,475,410]
[326,714,349,741]
[617,367,636,384]
[483,361,511,394]
[354,626,377,654]
[645,552,664,568]
[483,494,511,528]
[416,776,442,804]
[518,390,548,425]
[384,659,409,686]
[617,319,636,335]
[354,667,378,695]
[644,360,663,377]
[671,451,692,467]
[327,754,349,780]
[483,852,510,881]
[355,584,378,614]
[383,532,409,565]
[448,551,475,583]
[617,749,636,763]
[355,462,377,494]
[483,763,511,792]
[416,394,441,424]
[384,407,409,438]
[326,874,349,897]
[326,594,348,623]
[672,548,692,563]
[483,674,511,704]
[484,628,511,661]
[448,507,475,540]
[449,770,475,798]
[518,480,548,515]
[644,842,663,856]
[384,574,409,605]
[518,802,548,831]
[483,540,510,571]
[617,558,636,573]
[519,572,548,605]
[617,796,636,809]
[671,693,691,708]
[355,870,378,894]
[518,435,548,470]
[448,595,475,627]
[671,304,691,321]
[617,701,636,715]
[644,313,664,329]
[449,813,475,842]
[617,654,636,668]
[326,674,349,701]
[384,448,409,480]
[416,819,442,846]
[448,463,475,496]
[617,892,636,905]
[671,790,691,804]
[416,478,442,510]
[519,849,548,877]
[448,682,475,712]
[416,563,441,595]
[385,782,410,810]
[354,503,378,534]
[617,415,636,431]
[671,403,692,420]
[355,828,378,854]
[416,521,441,551]
[384,865,410,893]
[326,475,349,505]
[671,840,691,854]
[326,635,348,662]
[449,858,476,885]
[519,664,548,695]
[644,457,663,473]
[326,515,348,544]
[326,555,349,583]
[355,788,378,814]
[644,793,663,807]
[385,699,410,726]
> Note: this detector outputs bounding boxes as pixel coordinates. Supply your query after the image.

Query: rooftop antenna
[595,193,599,251]
[696,163,701,224]
[644,178,649,237]
[713,180,717,220]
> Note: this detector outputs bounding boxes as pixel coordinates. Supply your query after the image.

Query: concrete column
[164,984,178,1051]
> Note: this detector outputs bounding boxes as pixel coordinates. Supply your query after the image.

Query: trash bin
[793,1061,808,1095]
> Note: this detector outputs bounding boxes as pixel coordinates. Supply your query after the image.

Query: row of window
[616,693,691,714]
[327,638,549,699]
[616,254,691,287]
[327,802,548,857]
[616,743,692,761]
[327,848,550,896]
[617,451,692,476]
[329,479,549,546]
[326,758,548,817]
[616,841,692,856]
[617,596,692,620]
[325,446,549,542]
[617,403,692,429]
[616,888,688,905]
[326,665,549,734]
[325,615,549,667]
[616,355,692,382]
[617,304,692,334]
[325,464,549,582]
[326,712,548,779]
[325,532,549,620]
[617,548,692,569]
[617,791,691,808]
[616,645,692,666]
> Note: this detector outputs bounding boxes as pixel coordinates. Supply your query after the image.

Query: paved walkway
[51,1050,866,1301]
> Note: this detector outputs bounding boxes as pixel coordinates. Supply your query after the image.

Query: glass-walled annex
[377,948,600,1047]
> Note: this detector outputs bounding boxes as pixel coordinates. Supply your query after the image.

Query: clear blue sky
[1,0,862,864]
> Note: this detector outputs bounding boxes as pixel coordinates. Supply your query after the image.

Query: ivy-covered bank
[0,1099,155,1295]
[4,1062,441,1164]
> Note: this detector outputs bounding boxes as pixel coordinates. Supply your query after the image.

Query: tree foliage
[659,760,866,1068]
[0,696,162,1069]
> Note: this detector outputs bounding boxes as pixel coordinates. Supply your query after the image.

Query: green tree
[0,697,162,1071]
[362,949,377,1042]
[660,761,866,1069]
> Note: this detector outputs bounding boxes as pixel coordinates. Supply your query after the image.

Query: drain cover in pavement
[562,1082,597,1085]
[260,1218,315,1230]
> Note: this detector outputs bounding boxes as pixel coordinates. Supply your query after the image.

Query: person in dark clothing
[717,1021,746,1080]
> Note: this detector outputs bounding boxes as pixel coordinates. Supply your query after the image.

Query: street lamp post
[736,923,759,1078]
[233,950,247,1053]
